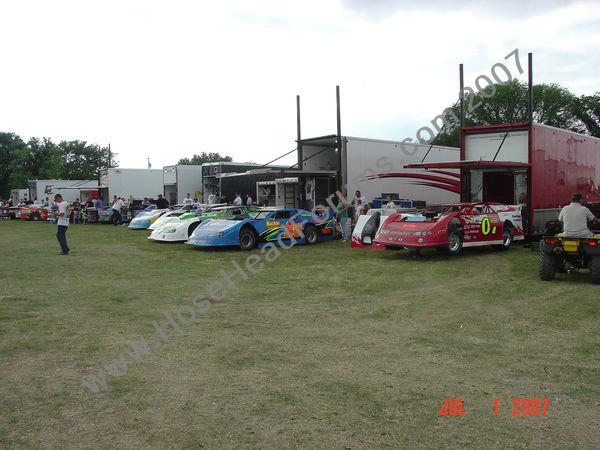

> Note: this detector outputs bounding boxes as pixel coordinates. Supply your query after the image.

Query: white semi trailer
[299,135,461,208]
[99,168,164,202]
[163,165,203,204]
[28,179,99,204]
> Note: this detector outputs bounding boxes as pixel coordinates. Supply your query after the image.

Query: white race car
[351,208,425,249]
[148,212,204,242]
[149,204,201,230]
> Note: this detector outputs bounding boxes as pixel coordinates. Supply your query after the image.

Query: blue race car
[186,208,337,250]
[128,206,169,229]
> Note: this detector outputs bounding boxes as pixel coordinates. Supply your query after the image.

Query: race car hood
[376,213,439,235]
[191,219,241,237]
[156,214,198,231]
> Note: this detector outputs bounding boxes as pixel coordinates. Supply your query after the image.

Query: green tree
[434,80,598,147]
[0,132,27,197]
[177,151,232,165]
[0,133,117,197]
[573,93,600,137]
[57,140,116,180]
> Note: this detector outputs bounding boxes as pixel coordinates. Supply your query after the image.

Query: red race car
[373,202,525,254]
[18,205,50,221]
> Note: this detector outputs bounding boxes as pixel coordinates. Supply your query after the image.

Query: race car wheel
[304,225,318,245]
[188,222,200,237]
[538,252,556,281]
[239,228,257,250]
[591,256,600,285]
[447,232,463,255]
[495,228,513,250]
[32,213,40,221]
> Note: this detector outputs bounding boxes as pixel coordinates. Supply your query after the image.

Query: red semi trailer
[407,122,600,235]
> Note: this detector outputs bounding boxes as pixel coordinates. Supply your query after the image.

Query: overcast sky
[1,0,599,168]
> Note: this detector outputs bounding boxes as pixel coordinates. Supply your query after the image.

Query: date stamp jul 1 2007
[438,397,551,417]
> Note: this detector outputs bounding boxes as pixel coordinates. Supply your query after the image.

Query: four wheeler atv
[539,234,600,284]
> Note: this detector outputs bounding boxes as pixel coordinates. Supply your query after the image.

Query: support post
[336,85,342,192]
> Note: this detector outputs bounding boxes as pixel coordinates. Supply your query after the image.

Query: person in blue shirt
[95,197,104,209]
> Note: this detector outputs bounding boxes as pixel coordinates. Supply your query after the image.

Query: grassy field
[0,220,599,449]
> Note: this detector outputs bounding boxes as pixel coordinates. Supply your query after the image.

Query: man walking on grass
[54,194,70,255]
[111,196,124,226]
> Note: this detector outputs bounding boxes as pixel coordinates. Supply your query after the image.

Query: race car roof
[404,160,530,169]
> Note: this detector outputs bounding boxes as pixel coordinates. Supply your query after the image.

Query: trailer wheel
[239,228,257,251]
[304,225,318,245]
[538,252,556,281]
[495,228,513,250]
[447,232,463,255]
[591,256,600,285]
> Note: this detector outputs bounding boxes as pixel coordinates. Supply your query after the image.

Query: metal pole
[296,95,302,162]
[528,52,533,124]
[297,94,306,209]
[459,63,464,129]
[336,85,342,192]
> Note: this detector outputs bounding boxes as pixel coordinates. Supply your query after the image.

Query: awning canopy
[404,160,530,170]
[216,168,337,179]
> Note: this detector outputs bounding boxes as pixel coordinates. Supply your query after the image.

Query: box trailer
[163,165,203,205]
[28,179,99,204]
[406,122,600,235]
[256,178,299,207]
[297,135,461,208]
[99,168,164,202]
[203,162,287,203]
[10,189,29,203]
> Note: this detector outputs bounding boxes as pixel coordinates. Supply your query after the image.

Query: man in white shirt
[558,193,597,237]
[246,194,253,205]
[353,190,367,206]
[183,193,193,205]
[111,197,124,226]
[54,194,70,255]
[208,193,216,204]
[232,193,243,206]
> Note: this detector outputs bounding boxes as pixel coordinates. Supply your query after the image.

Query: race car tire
[538,252,556,281]
[188,222,200,237]
[495,228,513,250]
[304,225,318,245]
[447,232,463,255]
[32,213,40,221]
[591,256,600,285]
[239,228,257,251]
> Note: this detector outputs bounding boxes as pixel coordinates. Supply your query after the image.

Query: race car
[148,205,259,242]
[373,202,524,254]
[149,203,208,231]
[148,212,204,242]
[187,207,337,250]
[351,208,426,250]
[18,205,50,221]
[128,207,168,229]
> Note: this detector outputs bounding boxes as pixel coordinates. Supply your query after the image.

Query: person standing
[233,193,243,206]
[353,190,367,206]
[72,198,81,223]
[385,196,395,209]
[156,194,169,209]
[336,200,350,242]
[54,194,70,255]
[111,197,124,226]
[246,193,253,205]
[183,193,193,205]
